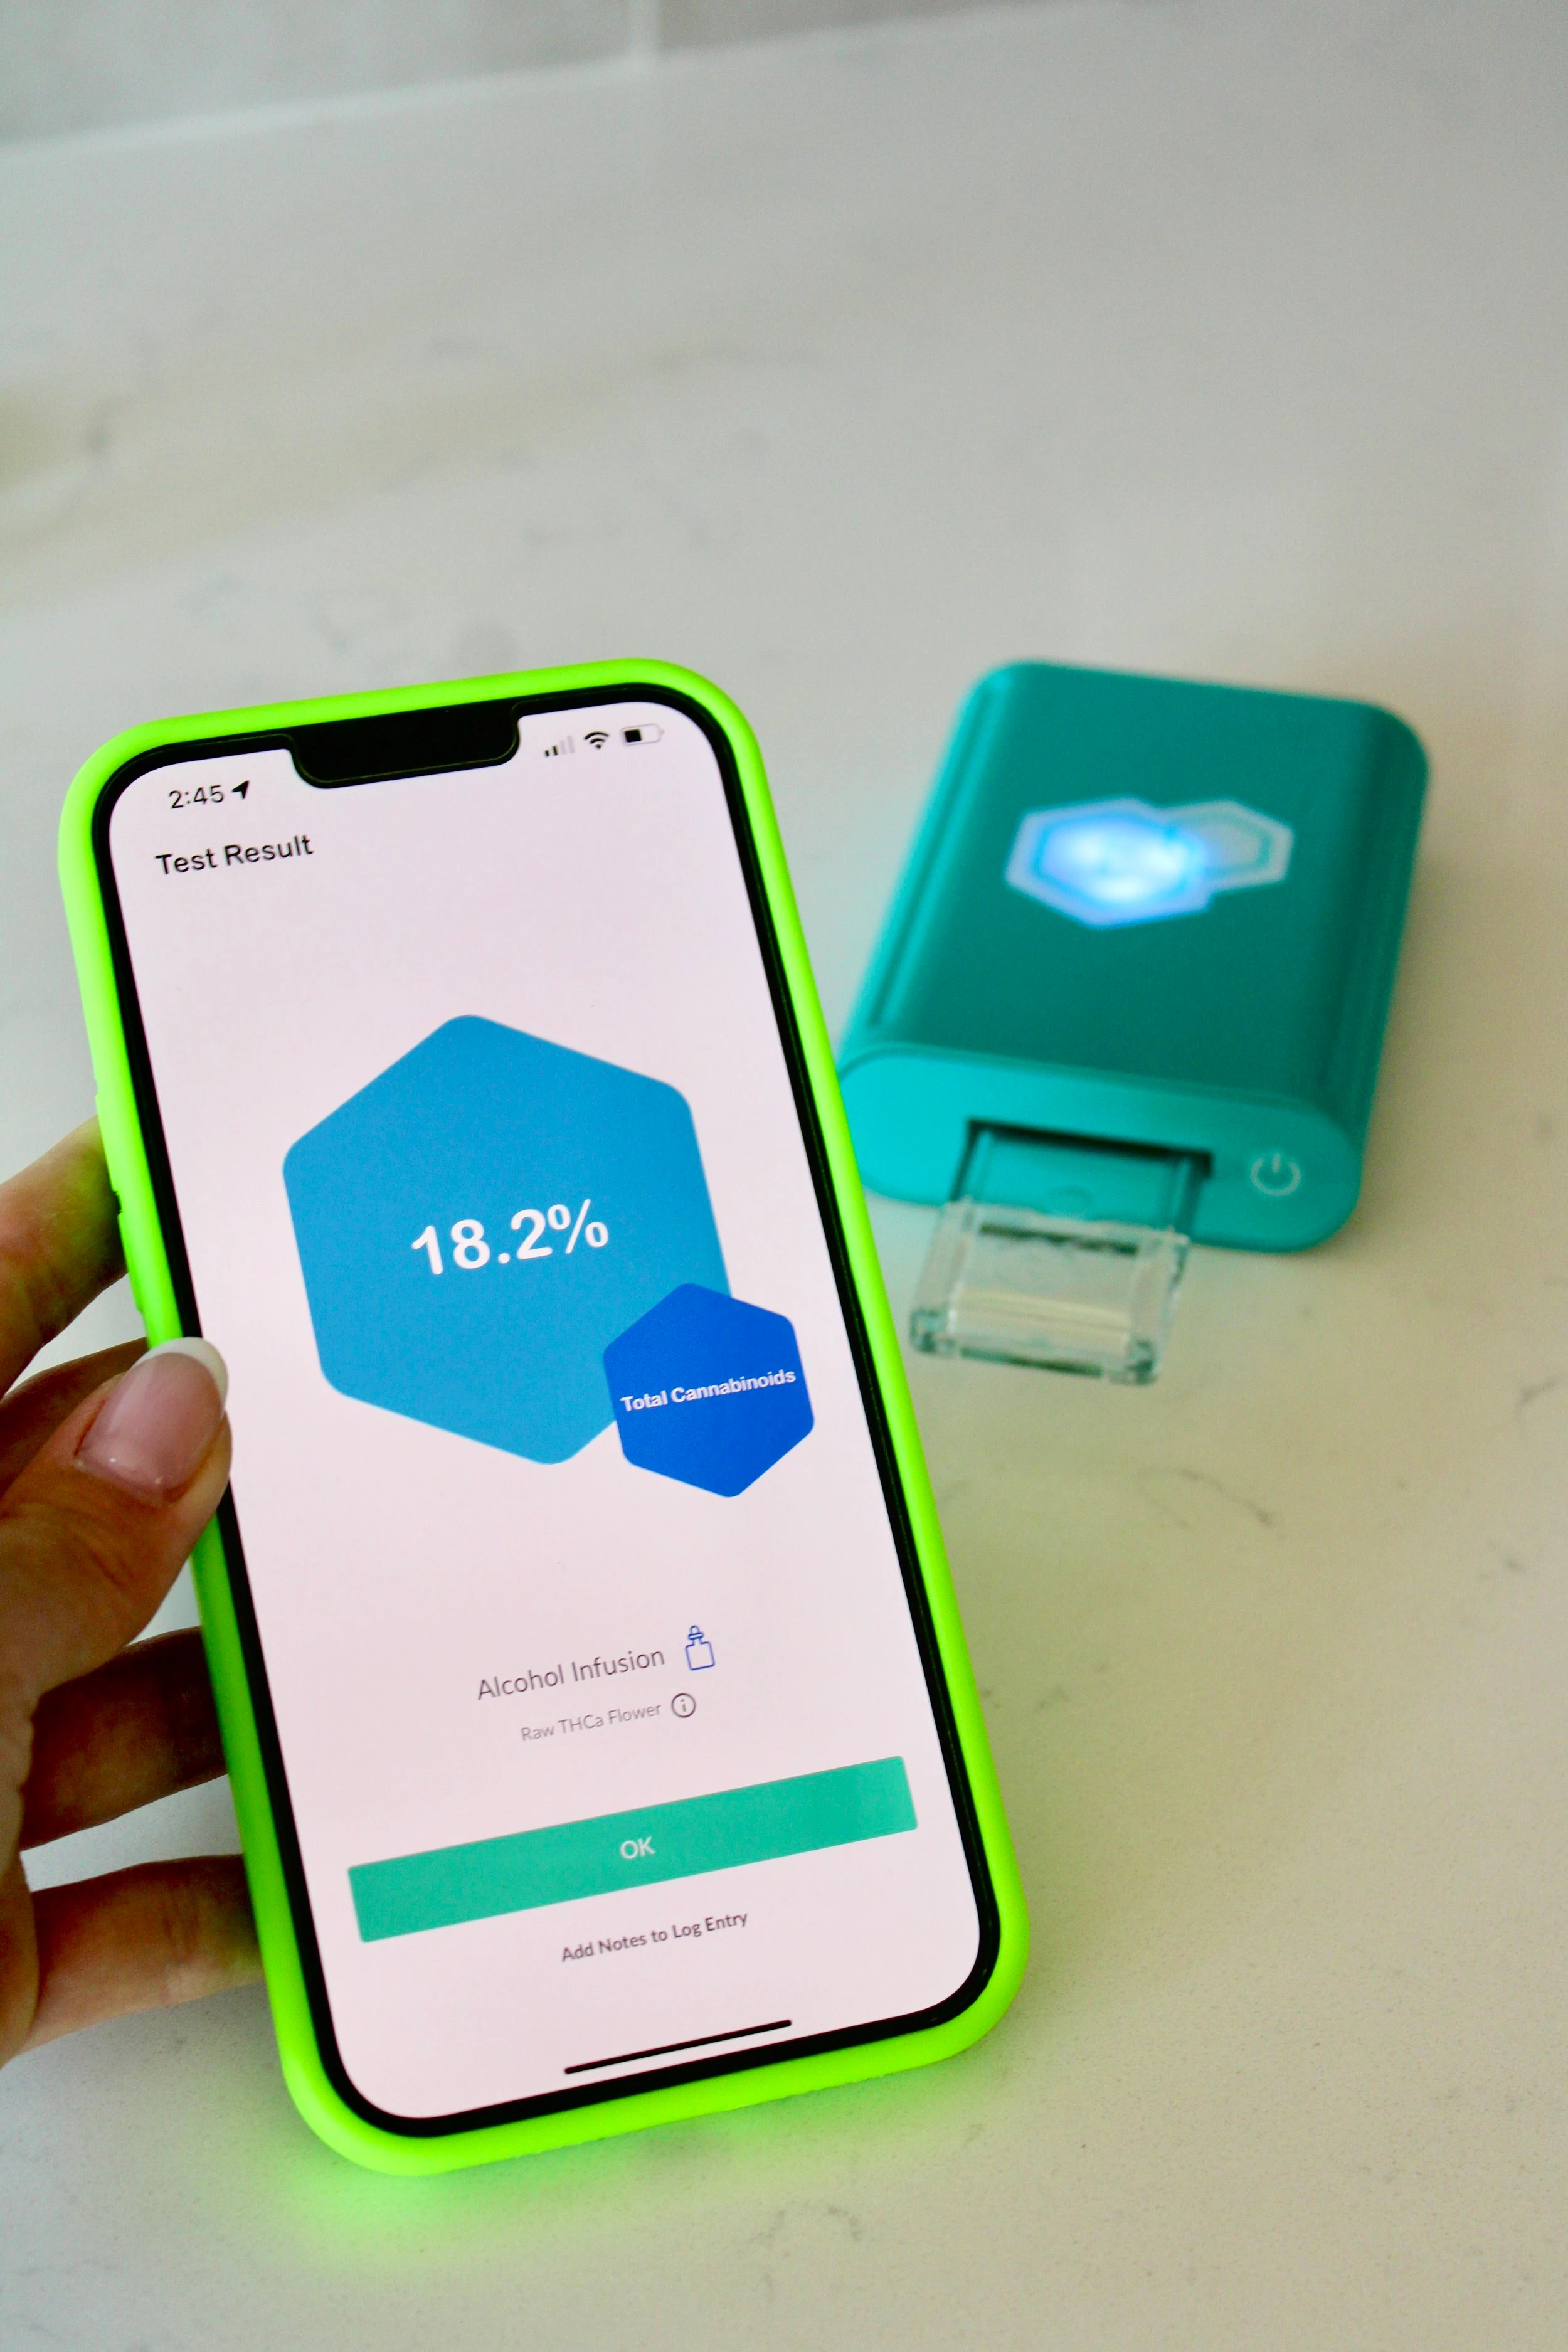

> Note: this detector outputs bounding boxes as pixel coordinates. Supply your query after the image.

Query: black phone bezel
[90,681,1002,2139]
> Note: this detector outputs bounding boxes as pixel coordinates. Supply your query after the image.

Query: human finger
[0,1851,35,2058]
[0,1340,230,1714]
[22,1857,258,2050]
[0,1123,122,1398]
[0,1342,145,1496]
[20,1629,225,1848]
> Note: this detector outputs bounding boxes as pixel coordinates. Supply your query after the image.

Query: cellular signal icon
[543,736,574,758]
[583,729,610,750]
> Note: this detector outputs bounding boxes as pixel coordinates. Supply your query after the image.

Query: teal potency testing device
[839,662,1427,1381]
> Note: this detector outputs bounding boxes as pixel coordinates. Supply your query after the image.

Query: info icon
[284,1017,728,1463]
[605,1283,813,1498]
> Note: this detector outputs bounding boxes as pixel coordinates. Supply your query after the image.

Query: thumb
[0,1341,232,1714]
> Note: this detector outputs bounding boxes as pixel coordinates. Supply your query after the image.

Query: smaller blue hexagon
[605,1285,813,1497]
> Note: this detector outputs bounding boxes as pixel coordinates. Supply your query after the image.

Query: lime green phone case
[58,659,1027,2174]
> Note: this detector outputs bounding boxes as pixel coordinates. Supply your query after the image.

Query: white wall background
[1,0,1054,141]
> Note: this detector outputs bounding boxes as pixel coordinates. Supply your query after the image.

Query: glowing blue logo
[1004,797,1294,929]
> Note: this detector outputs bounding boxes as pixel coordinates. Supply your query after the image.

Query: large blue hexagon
[283,1018,728,1463]
[604,1285,813,1496]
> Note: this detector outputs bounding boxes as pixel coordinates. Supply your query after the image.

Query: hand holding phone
[0,1125,255,2062]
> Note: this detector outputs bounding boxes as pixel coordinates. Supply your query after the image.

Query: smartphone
[60,662,1026,2173]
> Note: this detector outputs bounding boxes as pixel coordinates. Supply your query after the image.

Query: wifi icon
[583,729,610,750]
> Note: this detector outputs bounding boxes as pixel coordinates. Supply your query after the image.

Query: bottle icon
[685,1626,715,1671]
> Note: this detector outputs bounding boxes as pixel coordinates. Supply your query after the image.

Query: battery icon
[622,723,663,746]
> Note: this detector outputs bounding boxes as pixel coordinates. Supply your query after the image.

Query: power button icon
[1249,1150,1303,1199]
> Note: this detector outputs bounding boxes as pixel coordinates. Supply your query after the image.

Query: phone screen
[98,689,991,2128]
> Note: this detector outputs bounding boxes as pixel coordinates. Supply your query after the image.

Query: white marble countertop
[4,3,1568,2342]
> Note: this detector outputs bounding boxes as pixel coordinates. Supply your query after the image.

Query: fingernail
[77,1338,228,1500]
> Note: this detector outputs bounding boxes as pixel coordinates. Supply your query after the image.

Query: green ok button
[349,1757,917,1944]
